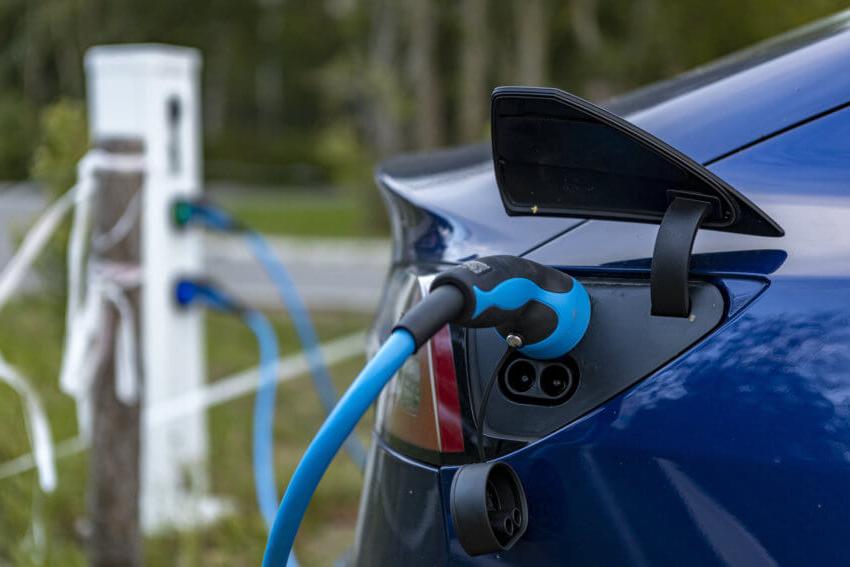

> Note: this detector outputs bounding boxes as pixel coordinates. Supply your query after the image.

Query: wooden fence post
[87,138,145,567]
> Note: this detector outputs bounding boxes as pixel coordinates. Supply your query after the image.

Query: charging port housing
[501,355,579,405]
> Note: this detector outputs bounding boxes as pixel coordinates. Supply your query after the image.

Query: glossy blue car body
[353,13,850,566]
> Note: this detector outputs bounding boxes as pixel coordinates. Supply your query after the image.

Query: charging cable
[175,279,299,567]
[475,346,515,462]
[173,199,368,470]
[262,255,591,565]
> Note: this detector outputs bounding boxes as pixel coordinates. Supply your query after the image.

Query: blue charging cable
[175,279,299,567]
[245,232,368,469]
[174,199,368,470]
[261,255,592,565]
[262,329,415,567]
[243,309,283,528]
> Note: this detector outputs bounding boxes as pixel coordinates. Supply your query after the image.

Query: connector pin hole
[505,360,536,393]
[540,364,571,398]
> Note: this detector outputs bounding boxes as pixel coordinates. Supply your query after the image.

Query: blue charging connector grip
[431,256,590,359]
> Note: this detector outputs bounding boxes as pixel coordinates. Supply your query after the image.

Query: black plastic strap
[650,197,711,317]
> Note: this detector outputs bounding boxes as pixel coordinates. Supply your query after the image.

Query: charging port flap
[491,86,784,317]
[490,86,783,237]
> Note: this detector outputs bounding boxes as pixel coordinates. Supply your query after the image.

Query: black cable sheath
[394,284,465,351]
[476,347,515,462]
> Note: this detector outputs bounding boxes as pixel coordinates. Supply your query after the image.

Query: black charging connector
[450,462,529,556]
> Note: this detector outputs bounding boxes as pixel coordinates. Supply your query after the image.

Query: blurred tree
[30,99,87,197]
[407,0,443,149]
[365,0,404,157]
[458,0,488,142]
[0,0,847,188]
[568,0,612,99]
[0,93,37,180]
[514,0,548,85]
[255,0,285,135]
[28,98,87,295]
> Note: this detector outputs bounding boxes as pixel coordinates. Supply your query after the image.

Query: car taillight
[372,270,465,458]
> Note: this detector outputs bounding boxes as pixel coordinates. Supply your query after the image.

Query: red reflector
[375,272,466,457]
[429,324,464,453]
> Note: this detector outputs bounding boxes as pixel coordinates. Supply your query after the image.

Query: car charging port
[500,354,578,405]
[539,364,571,397]
[450,462,528,556]
[504,359,536,394]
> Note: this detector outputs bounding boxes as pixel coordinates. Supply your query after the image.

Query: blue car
[352,12,850,566]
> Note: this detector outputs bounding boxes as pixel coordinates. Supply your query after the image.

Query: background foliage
[3,0,847,193]
[1,3,849,565]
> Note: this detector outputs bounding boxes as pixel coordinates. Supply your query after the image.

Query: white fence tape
[0,330,365,483]
[0,188,76,314]
[0,355,57,492]
[146,331,365,427]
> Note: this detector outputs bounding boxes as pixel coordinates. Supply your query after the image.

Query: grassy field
[0,294,375,566]
[216,191,388,239]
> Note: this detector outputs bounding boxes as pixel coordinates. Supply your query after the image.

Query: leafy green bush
[316,123,387,231]
[27,100,87,296]
[30,99,87,198]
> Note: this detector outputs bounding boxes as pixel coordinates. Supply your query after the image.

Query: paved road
[0,184,48,292]
[204,234,390,312]
[0,186,391,313]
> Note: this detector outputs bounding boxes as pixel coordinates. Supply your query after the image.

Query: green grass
[218,192,387,239]
[0,294,374,566]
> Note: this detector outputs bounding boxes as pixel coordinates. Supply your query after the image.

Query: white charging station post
[85,45,211,531]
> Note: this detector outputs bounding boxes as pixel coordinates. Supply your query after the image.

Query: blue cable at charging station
[174,199,368,470]
[175,279,299,567]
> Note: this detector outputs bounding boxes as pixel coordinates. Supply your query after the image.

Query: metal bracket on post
[650,197,711,318]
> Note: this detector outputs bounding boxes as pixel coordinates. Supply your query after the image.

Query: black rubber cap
[450,462,528,556]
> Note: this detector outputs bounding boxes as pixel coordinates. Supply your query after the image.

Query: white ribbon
[99,271,140,405]
[59,150,145,435]
[0,148,144,494]
[0,354,56,492]
[0,188,76,314]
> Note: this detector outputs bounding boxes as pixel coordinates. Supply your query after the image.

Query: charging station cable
[174,279,299,567]
[173,199,368,470]
[262,255,591,566]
